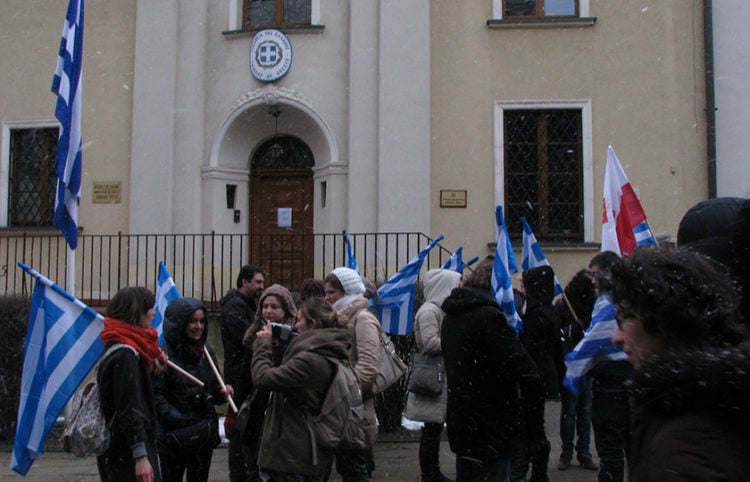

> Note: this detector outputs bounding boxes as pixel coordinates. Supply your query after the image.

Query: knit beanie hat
[331,267,366,296]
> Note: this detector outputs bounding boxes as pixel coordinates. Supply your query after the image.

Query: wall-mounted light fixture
[268,104,283,160]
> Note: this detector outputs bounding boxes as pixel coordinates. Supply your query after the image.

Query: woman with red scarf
[97,287,168,482]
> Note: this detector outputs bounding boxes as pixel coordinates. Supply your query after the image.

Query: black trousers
[591,390,629,482]
[159,448,213,482]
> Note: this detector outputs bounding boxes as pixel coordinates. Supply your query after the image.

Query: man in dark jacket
[441,258,543,482]
[220,264,264,482]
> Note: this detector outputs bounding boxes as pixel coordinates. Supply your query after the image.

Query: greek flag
[491,206,522,333]
[11,262,104,476]
[441,246,480,273]
[563,293,627,395]
[521,217,564,296]
[372,235,444,335]
[344,232,359,273]
[51,0,84,250]
[153,262,180,345]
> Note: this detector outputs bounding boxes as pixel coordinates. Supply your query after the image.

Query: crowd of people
[93,196,750,482]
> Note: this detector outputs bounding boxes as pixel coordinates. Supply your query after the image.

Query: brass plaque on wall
[440,190,467,208]
[92,181,122,204]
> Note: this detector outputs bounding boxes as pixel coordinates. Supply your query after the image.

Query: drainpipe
[704,0,717,198]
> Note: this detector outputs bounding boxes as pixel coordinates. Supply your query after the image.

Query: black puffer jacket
[153,298,224,434]
[628,342,750,481]
[441,287,543,461]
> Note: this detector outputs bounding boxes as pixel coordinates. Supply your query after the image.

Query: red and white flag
[601,146,657,256]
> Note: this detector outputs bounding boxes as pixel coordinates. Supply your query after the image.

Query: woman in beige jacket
[324,267,380,482]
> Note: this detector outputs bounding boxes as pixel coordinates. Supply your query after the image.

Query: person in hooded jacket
[611,246,750,481]
[511,265,561,482]
[251,297,352,481]
[153,297,231,482]
[238,284,298,482]
[324,267,380,482]
[520,265,561,400]
[441,257,543,482]
[405,268,462,482]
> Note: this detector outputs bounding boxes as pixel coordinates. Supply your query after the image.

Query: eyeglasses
[614,308,638,328]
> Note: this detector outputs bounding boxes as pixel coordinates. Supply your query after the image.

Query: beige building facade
[1,0,711,290]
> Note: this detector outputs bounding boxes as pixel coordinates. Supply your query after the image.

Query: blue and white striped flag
[491,206,522,333]
[11,262,104,476]
[344,232,359,273]
[521,217,564,296]
[372,235,444,335]
[153,261,181,345]
[51,0,84,250]
[563,293,627,395]
[441,246,480,273]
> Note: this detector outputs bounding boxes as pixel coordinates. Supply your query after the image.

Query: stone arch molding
[208,85,338,172]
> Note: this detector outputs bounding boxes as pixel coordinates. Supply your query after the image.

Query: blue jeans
[456,456,511,482]
[559,379,593,458]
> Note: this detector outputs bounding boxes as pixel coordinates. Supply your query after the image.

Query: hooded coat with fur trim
[627,342,750,481]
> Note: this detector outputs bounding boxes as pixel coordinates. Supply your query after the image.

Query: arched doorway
[249,134,314,289]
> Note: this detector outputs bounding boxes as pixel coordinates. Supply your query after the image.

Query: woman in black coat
[611,247,750,481]
[441,258,544,481]
[153,298,231,482]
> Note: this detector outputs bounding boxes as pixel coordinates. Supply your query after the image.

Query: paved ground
[1,401,601,481]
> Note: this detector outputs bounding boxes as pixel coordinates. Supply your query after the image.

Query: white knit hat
[331,267,366,296]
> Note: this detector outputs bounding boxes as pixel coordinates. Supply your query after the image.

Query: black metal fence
[0,232,455,309]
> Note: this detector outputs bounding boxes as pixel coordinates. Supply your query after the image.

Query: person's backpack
[60,343,138,457]
[305,355,367,459]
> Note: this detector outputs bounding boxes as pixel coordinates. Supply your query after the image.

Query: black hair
[237,264,265,289]
[563,269,597,327]
[611,247,745,352]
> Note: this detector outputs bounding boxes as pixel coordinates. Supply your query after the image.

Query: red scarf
[100,317,162,368]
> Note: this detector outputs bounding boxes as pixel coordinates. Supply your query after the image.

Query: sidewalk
[1,401,600,481]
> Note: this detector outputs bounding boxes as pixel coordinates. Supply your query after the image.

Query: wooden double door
[249,135,314,289]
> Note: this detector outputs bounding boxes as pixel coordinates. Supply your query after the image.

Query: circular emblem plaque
[250,29,292,82]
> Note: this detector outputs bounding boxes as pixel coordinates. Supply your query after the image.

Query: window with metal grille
[504,109,583,241]
[504,0,578,17]
[244,0,311,29]
[8,128,58,227]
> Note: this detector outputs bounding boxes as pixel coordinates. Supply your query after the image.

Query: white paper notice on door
[277,208,292,228]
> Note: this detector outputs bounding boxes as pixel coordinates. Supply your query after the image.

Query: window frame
[1,121,60,228]
[492,0,589,19]
[493,100,594,243]
[241,0,315,30]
